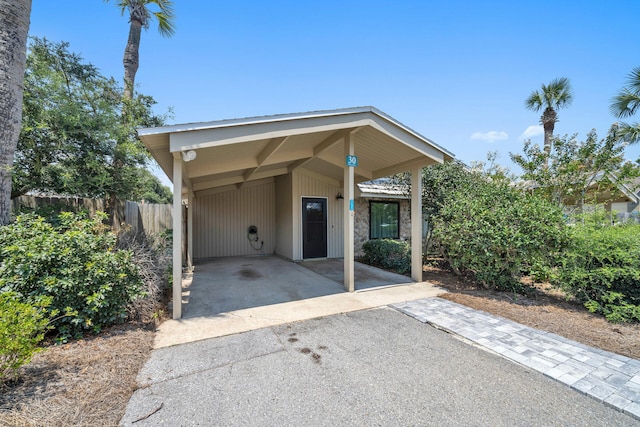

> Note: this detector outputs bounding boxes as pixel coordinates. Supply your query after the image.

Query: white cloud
[519,125,543,140]
[470,130,509,142]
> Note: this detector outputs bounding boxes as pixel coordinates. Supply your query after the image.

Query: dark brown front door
[302,197,327,259]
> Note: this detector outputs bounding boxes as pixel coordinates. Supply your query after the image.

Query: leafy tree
[610,66,640,144]
[0,1,31,225]
[510,127,640,213]
[525,77,573,165]
[106,0,175,100]
[13,38,171,204]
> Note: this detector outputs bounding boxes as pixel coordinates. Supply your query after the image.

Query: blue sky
[29,0,640,181]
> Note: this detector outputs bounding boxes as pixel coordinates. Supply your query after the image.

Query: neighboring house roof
[357,178,408,199]
[138,106,455,196]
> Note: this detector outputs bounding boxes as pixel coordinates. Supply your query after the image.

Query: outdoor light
[182,150,197,162]
[336,192,344,200]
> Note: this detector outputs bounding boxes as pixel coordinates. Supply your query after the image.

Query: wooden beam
[244,136,289,183]
[343,132,355,292]
[257,136,288,165]
[288,157,313,172]
[172,157,183,319]
[411,166,423,282]
[313,129,352,155]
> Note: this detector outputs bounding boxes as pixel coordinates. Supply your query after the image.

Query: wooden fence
[11,195,173,236]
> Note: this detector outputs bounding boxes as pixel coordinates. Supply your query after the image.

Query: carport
[138,107,454,319]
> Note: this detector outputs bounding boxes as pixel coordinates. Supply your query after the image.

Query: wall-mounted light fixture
[182,150,197,162]
[336,192,344,200]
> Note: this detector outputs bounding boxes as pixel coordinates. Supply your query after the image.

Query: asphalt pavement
[120,306,640,426]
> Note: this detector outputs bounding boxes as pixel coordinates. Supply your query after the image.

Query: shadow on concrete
[182,256,345,319]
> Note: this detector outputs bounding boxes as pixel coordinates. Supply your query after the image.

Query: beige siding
[293,170,344,260]
[275,174,293,259]
[193,181,275,258]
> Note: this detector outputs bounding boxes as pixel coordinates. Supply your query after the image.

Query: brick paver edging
[391,297,640,420]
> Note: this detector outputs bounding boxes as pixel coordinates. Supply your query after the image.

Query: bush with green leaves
[0,292,51,383]
[427,164,568,291]
[0,212,144,339]
[362,239,411,274]
[553,213,640,322]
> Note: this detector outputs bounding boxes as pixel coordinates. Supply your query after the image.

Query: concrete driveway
[155,256,442,348]
[121,307,638,426]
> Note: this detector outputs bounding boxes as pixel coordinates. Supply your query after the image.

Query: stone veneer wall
[354,198,411,257]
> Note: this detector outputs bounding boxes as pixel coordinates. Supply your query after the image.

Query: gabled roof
[138,106,454,195]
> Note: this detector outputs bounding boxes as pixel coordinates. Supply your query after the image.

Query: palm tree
[107,0,175,100]
[525,77,573,164]
[0,0,32,225]
[610,67,640,144]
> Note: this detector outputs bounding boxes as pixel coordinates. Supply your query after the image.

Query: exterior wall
[611,201,638,213]
[354,197,411,257]
[292,170,344,260]
[275,174,293,259]
[193,180,276,259]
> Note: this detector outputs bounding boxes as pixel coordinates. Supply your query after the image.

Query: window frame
[369,200,400,239]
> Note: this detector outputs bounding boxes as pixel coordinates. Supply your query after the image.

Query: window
[369,201,399,239]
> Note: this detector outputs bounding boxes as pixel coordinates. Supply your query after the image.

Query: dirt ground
[2,263,640,426]
[0,323,155,427]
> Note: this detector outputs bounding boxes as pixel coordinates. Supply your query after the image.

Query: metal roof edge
[137,106,456,159]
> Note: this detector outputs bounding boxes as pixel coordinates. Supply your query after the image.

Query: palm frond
[610,67,640,119]
[525,91,543,111]
[617,122,640,144]
[151,0,175,37]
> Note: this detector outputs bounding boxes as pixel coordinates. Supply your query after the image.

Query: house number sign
[346,155,358,167]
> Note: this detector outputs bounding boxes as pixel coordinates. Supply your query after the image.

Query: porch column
[172,156,183,319]
[343,133,355,292]
[187,189,194,272]
[411,166,423,282]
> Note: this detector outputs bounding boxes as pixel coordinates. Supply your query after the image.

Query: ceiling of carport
[138,107,455,196]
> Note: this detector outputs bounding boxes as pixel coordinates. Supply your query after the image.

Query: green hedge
[0,212,145,339]
[553,214,640,322]
[432,179,567,292]
[362,239,411,274]
[0,292,51,383]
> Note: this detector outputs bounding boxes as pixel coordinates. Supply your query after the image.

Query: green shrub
[362,239,411,274]
[0,212,145,339]
[0,293,51,383]
[553,214,640,322]
[432,175,567,292]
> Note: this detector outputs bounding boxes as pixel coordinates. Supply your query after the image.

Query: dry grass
[0,323,155,427]
[423,261,640,360]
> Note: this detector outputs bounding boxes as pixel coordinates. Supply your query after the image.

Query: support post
[343,133,355,292]
[187,189,194,272]
[411,166,423,282]
[172,156,183,319]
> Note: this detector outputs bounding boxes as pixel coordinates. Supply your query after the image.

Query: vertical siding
[275,174,293,259]
[293,171,344,260]
[193,181,276,258]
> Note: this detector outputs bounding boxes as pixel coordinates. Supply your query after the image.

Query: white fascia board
[138,106,377,137]
[169,115,370,153]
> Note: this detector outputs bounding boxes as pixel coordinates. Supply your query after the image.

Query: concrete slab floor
[298,258,414,290]
[155,255,445,348]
